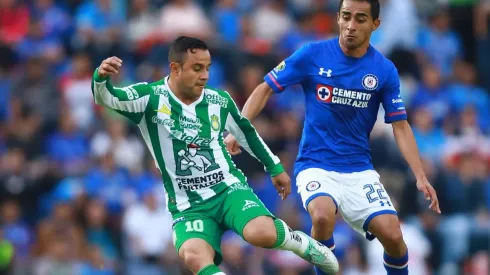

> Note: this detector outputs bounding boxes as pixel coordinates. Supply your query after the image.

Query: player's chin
[194,84,205,92]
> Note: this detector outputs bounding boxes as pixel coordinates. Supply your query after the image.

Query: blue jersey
[264,37,407,175]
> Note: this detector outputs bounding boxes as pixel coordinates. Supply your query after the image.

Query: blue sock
[313,237,336,275]
[383,250,409,275]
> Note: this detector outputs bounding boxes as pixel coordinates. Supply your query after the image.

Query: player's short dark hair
[339,0,380,20]
[168,36,209,64]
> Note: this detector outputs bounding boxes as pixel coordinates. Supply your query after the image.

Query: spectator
[122,191,175,275]
[59,52,95,132]
[250,0,293,45]
[159,0,212,41]
[0,0,30,46]
[417,7,462,78]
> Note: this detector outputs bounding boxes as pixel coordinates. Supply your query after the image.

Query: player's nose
[347,21,357,31]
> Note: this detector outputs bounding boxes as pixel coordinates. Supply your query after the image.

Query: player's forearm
[241,82,274,120]
[392,120,426,180]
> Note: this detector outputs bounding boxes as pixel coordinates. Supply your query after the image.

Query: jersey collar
[163,76,205,108]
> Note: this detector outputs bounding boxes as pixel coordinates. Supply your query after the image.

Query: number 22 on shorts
[185,220,204,232]
[363,183,389,204]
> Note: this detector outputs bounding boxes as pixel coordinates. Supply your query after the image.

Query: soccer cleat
[296,231,339,274]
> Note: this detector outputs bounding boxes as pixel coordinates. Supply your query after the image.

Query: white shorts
[297,168,397,240]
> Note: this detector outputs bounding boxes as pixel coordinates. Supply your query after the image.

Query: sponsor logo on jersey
[122,86,140,100]
[227,182,250,194]
[156,104,171,115]
[176,171,225,190]
[210,114,220,131]
[151,116,175,126]
[176,143,220,176]
[306,181,321,191]
[169,130,214,148]
[316,84,373,108]
[319,67,332,77]
[205,94,228,108]
[362,74,378,90]
[274,61,286,72]
[175,143,223,190]
[242,200,259,211]
[179,115,201,131]
[152,85,169,96]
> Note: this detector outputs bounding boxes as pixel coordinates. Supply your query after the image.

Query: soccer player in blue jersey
[225,0,441,274]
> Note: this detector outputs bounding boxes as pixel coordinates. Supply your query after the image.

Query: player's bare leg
[368,214,409,274]
[308,196,337,242]
[179,239,226,275]
[243,216,339,273]
[308,196,338,275]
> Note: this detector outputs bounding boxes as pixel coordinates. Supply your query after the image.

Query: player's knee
[384,227,404,246]
[309,203,335,229]
[179,242,214,272]
[308,197,336,230]
[311,211,332,228]
[243,217,277,247]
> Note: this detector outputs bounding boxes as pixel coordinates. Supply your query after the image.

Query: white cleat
[296,231,339,274]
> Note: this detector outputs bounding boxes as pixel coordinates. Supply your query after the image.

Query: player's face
[172,49,211,99]
[338,0,380,51]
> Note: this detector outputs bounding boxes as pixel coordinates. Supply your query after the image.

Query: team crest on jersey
[362,74,378,90]
[274,61,286,72]
[306,181,321,191]
[210,114,220,131]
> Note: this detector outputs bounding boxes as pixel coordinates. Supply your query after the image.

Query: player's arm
[224,93,291,198]
[91,56,151,124]
[225,43,312,154]
[243,43,312,120]
[224,93,284,176]
[382,66,440,214]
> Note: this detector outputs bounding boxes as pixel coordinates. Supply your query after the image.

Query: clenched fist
[98,56,123,77]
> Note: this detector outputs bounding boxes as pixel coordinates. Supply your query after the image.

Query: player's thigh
[173,215,224,265]
[338,170,398,240]
[297,168,341,219]
[221,183,274,239]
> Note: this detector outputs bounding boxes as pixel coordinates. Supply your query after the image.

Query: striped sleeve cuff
[267,163,285,177]
[385,110,407,123]
[93,67,109,82]
[264,73,284,93]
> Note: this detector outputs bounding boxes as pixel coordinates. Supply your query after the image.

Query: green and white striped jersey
[91,68,284,214]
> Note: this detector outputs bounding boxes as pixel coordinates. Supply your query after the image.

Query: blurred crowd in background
[0,0,490,274]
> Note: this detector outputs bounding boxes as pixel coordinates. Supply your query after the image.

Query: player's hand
[416,178,441,214]
[224,134,241,155]
[272,172,291,200]
[98,56,123,77]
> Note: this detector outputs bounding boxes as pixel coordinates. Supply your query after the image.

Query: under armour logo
[319,68,332,77]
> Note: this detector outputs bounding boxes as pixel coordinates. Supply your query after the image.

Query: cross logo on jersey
[316,85,333,102]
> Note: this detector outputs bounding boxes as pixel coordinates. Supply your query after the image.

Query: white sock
[273,219,310,255]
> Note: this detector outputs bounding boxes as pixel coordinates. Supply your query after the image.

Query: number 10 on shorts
[363,183,391,206]
[185,220,204,232]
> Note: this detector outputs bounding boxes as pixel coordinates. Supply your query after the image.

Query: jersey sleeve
[223,93,285,176]
[382,66,408,123]
[91,67,151,124]
[264,43,312,93]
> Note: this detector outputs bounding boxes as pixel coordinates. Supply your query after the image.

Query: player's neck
[339,39,369,58]
[167,76,201,105]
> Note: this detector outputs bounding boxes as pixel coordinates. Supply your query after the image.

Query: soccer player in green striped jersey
[91,36,339,275]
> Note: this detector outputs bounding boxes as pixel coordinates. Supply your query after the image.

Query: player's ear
[170,62,181,75]
[373,18,381,31]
